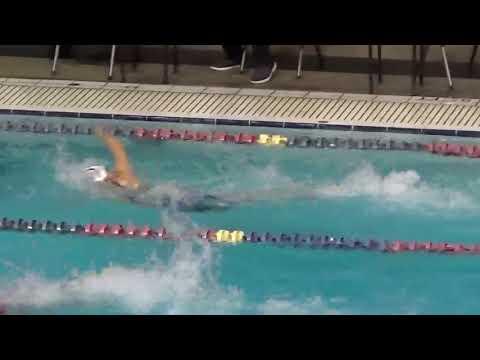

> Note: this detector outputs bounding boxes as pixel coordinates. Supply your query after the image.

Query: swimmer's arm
[96,128,141,188]
[96,128,133,174]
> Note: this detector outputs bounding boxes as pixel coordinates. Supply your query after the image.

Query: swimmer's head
[85,165,108,182]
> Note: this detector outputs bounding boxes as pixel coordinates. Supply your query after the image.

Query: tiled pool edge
[1,109,478,138]
[0,78,480,138]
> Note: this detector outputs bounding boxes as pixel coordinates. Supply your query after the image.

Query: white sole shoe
[249,62,278,84]
[210,64,241,71]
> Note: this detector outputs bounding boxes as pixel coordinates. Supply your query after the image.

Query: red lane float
[60,222,170,240]
[389,240,410,252]
[234,133,257,144]
[180,130,195,141]
[445,144,464,156]
[386,240,477,254]
[95,224,109,235]
[110,224,124,235]
[134,128,148,138]
[150,128,174,140]
[463,145,476,157]
[426,142,480,158]
[125,225,137,236]
[194,132,210,141]
[211,131,229,142]
[84,223,95,235]
[139,226,153,237]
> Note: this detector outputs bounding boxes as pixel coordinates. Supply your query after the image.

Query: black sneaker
[210,59,242,71]
[249,62,277,84]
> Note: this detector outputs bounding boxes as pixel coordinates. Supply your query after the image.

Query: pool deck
[1,77,480,136]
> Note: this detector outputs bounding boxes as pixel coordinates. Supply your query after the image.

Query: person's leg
[250,45,277,84]
[210,45,243,71]
[59,45,72,58]
[222,45,244,63]
[251,45,273,67]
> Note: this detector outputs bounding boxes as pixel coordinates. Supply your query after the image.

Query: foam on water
[315,163,475,211]
[258,297,341,315]
[0,259,343,314]
[1,268,344,314]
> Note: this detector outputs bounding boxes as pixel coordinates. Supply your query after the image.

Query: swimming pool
[2,114,480,315]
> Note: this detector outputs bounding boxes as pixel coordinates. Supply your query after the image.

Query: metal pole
[240,47,247,73]
[313,45,323,69]
[133,45,140,71]
[469,45,478,78]
[411,45,417,95]
[108,45,116,80]
[162,45,169,84]
[368,45,373,94]
[419,45,424,85]
[377,45,382,83]
[51,45,60,74]
[297,45,304,78]
[441,45,453,89]
[173,45,179,74]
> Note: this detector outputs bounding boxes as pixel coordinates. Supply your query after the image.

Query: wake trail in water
[211,162,477,212]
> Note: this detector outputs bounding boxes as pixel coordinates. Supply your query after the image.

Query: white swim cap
[85,165,108,182]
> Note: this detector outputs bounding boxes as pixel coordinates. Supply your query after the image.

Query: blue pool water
[1,115,480,314]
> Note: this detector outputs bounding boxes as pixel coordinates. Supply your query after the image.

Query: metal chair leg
[368,45,374,94]
[419,45,424,86]
[469,45,478,78]
[418,45,430,86]
[411,45,418,95]
[240,47,247,73]
[313,45,323,69]
[108,45,116,80]
[51,45,60,74]
[173,45,179,74]
[297,45,304,78]
[120,63,126,83]
[441,45,453,89]
[162,45,169,84]
[377,45,382,83]
[132,45,140,71]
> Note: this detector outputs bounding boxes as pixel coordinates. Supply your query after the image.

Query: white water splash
[315,163,475,210]
[258,297,342,315]
[0,265,344,314]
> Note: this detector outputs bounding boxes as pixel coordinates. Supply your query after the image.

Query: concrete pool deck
[0,77,480,136]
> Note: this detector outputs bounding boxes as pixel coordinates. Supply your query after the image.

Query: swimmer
[85,128,235,212]
[86,128,141,190]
